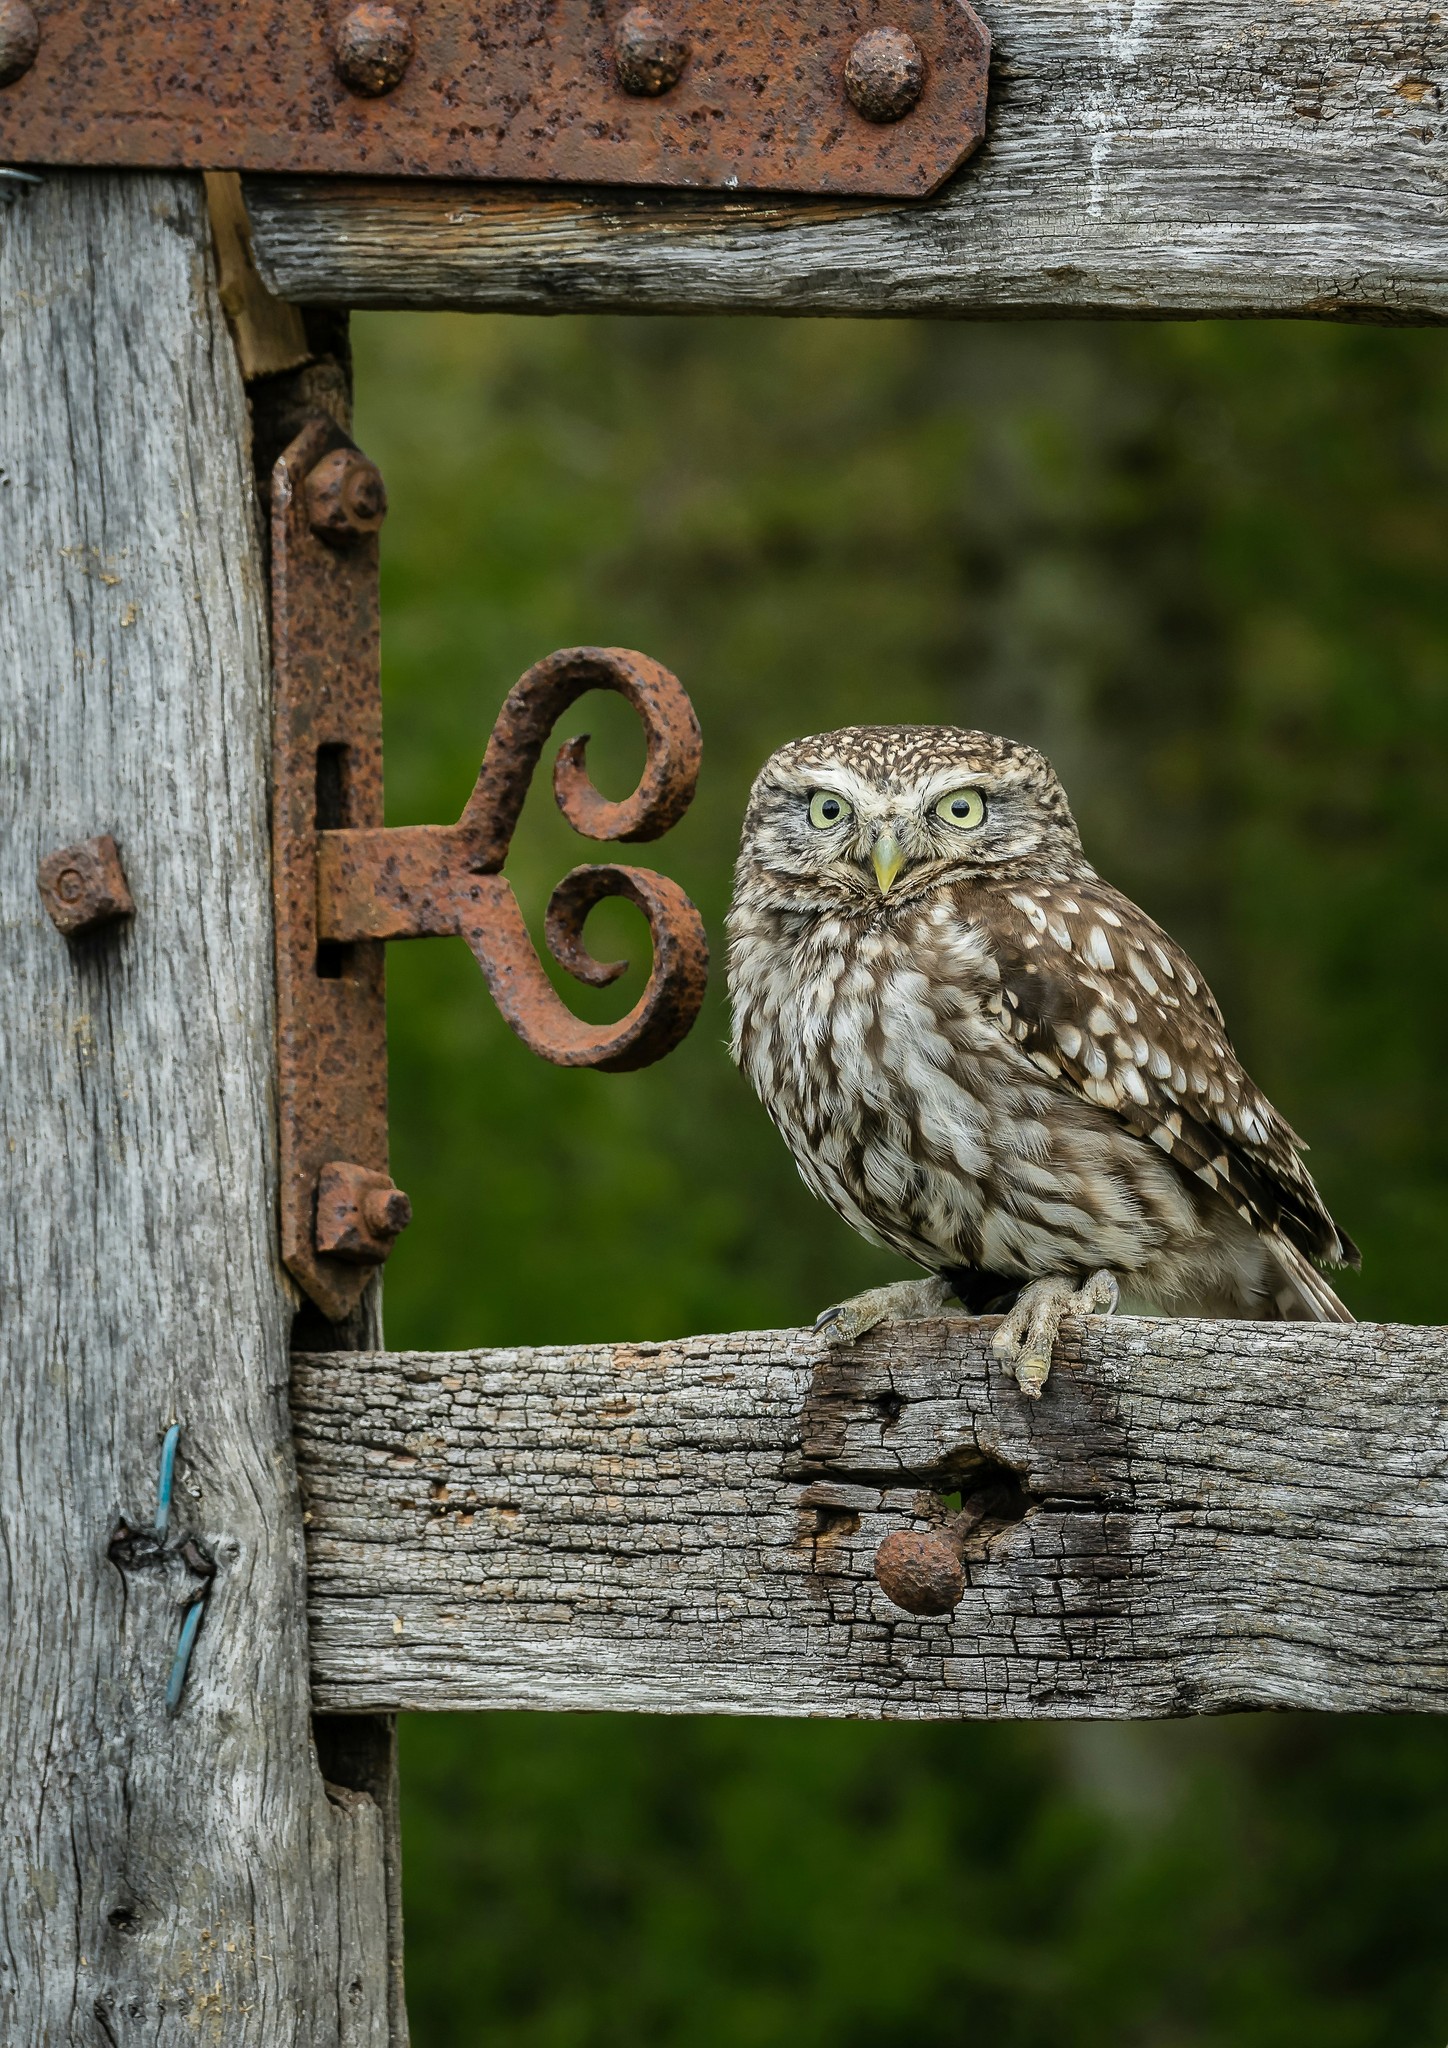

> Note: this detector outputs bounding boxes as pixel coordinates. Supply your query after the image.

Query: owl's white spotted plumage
[726,725,1358,1394]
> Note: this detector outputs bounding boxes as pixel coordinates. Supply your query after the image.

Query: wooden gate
[3,6,1445,2038]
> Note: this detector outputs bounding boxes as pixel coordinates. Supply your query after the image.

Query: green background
[352,312,1448,2046]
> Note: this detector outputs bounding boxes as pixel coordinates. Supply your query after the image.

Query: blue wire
[156,1424,180,1539]
[165,1601,204,1716]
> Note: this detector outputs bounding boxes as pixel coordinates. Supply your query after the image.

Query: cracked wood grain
[0,172,393,2044]
[295,1317,1448,1718]
[246,3,1448,321]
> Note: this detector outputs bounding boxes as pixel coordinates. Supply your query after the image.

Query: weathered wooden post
[4,3,1448,2040]
[0,172,398,2041]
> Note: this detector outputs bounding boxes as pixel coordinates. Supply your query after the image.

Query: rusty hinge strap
[0,0,989,200]
[272,419,708,1321]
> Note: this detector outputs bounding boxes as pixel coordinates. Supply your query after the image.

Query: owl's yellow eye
[808,791,853,829]
[934,789,986,830]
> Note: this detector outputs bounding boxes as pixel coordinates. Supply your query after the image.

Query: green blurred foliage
[352,312,1448,2047]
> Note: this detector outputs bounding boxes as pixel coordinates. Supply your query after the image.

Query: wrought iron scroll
[271,415,708,1321]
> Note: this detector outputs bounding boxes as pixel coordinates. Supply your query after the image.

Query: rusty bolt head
[874,1529,964,1616]
[333,3,415,97]
[37,834,135,939]
[844,27,925,124]
[306,447,388,544]
[362,1183,413,1239]
[315,1161,412,1265]
[613,8,690,96]
[0,0,39,89]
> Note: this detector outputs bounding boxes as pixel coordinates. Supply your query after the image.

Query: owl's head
[737,725,1090,908]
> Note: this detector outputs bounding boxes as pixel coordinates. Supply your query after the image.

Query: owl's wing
[970,877,1359,1271]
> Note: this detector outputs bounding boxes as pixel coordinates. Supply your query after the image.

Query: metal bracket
[0,0,989,199]
[272,416,709,1322]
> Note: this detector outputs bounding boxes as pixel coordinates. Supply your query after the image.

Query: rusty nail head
[873,1528,964,1616]
[844,27,925,123]
[333,3,415,97]
[613,8,690,96]
[306,447,388,544]
[315,1161,412,1265]
[0,0,38,89]
[37,834,135,938]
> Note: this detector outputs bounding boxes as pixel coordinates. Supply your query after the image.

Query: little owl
[727,726,1358,1396]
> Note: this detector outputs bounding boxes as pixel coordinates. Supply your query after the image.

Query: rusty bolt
[0,0,39,89]
[306,447,388,545]
[333,3,415,97]
[873,1528,964,1616]
[844,27,925,123]
[37,834,135,939]
[315,1161,412,1265]
[613,8,690,96]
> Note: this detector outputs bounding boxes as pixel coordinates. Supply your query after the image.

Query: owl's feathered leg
[991,1271,1120,1399]
[813,1275,965,1347]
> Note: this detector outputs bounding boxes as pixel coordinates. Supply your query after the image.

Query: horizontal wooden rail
[296,1317,1448,1719]
[245,2,1448,323]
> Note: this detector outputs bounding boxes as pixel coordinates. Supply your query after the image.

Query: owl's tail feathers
[1267,1236,1356,1323]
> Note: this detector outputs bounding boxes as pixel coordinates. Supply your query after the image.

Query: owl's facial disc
[739,727,1089,911]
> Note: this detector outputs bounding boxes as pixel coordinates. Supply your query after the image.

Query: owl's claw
[991,1270,1119,1399]
[810,1275,962,1348]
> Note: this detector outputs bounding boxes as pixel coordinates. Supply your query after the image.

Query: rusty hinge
[0,0,989,199]
[272,416,708,1321]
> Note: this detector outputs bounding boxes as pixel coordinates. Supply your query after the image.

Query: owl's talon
[810,1275,960,1349]
[991,1270,1119,1396]
[1015,1354,1051,1400]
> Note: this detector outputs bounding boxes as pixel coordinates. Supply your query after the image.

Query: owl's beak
[871,827,905,895]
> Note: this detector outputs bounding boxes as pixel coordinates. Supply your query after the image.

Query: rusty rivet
[315,1161,412,1265]
[873,1528,964,1616]
[844,27,925,124]
[37,834,135,939]
[0,0,39,89]
[613,7,690,96]
[306,446,388,544]
[333,2,415,97]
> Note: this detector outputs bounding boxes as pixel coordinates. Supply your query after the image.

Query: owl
[726,726,1358,1397]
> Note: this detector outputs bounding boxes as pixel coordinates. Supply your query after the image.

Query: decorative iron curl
[461,864,709,1073]
[315,645,709,1071]
[458,646,703,869]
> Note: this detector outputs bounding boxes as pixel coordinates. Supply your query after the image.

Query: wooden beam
[245,2,1448,322]
[296,1317,1448,1718]
[0,173,396,2044]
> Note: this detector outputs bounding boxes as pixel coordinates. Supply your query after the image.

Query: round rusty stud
[613,7,690,97]
[844,27,925,124]
[0,0,40,89]
[306,447,388,544]
[874,1529,964,1616]
[333,2,415,97]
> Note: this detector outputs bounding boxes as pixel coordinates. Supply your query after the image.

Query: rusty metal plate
[0,0,990,199]
[272,416,391,1324]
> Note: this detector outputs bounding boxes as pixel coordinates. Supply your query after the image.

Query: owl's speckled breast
[734,894,1155,1277]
